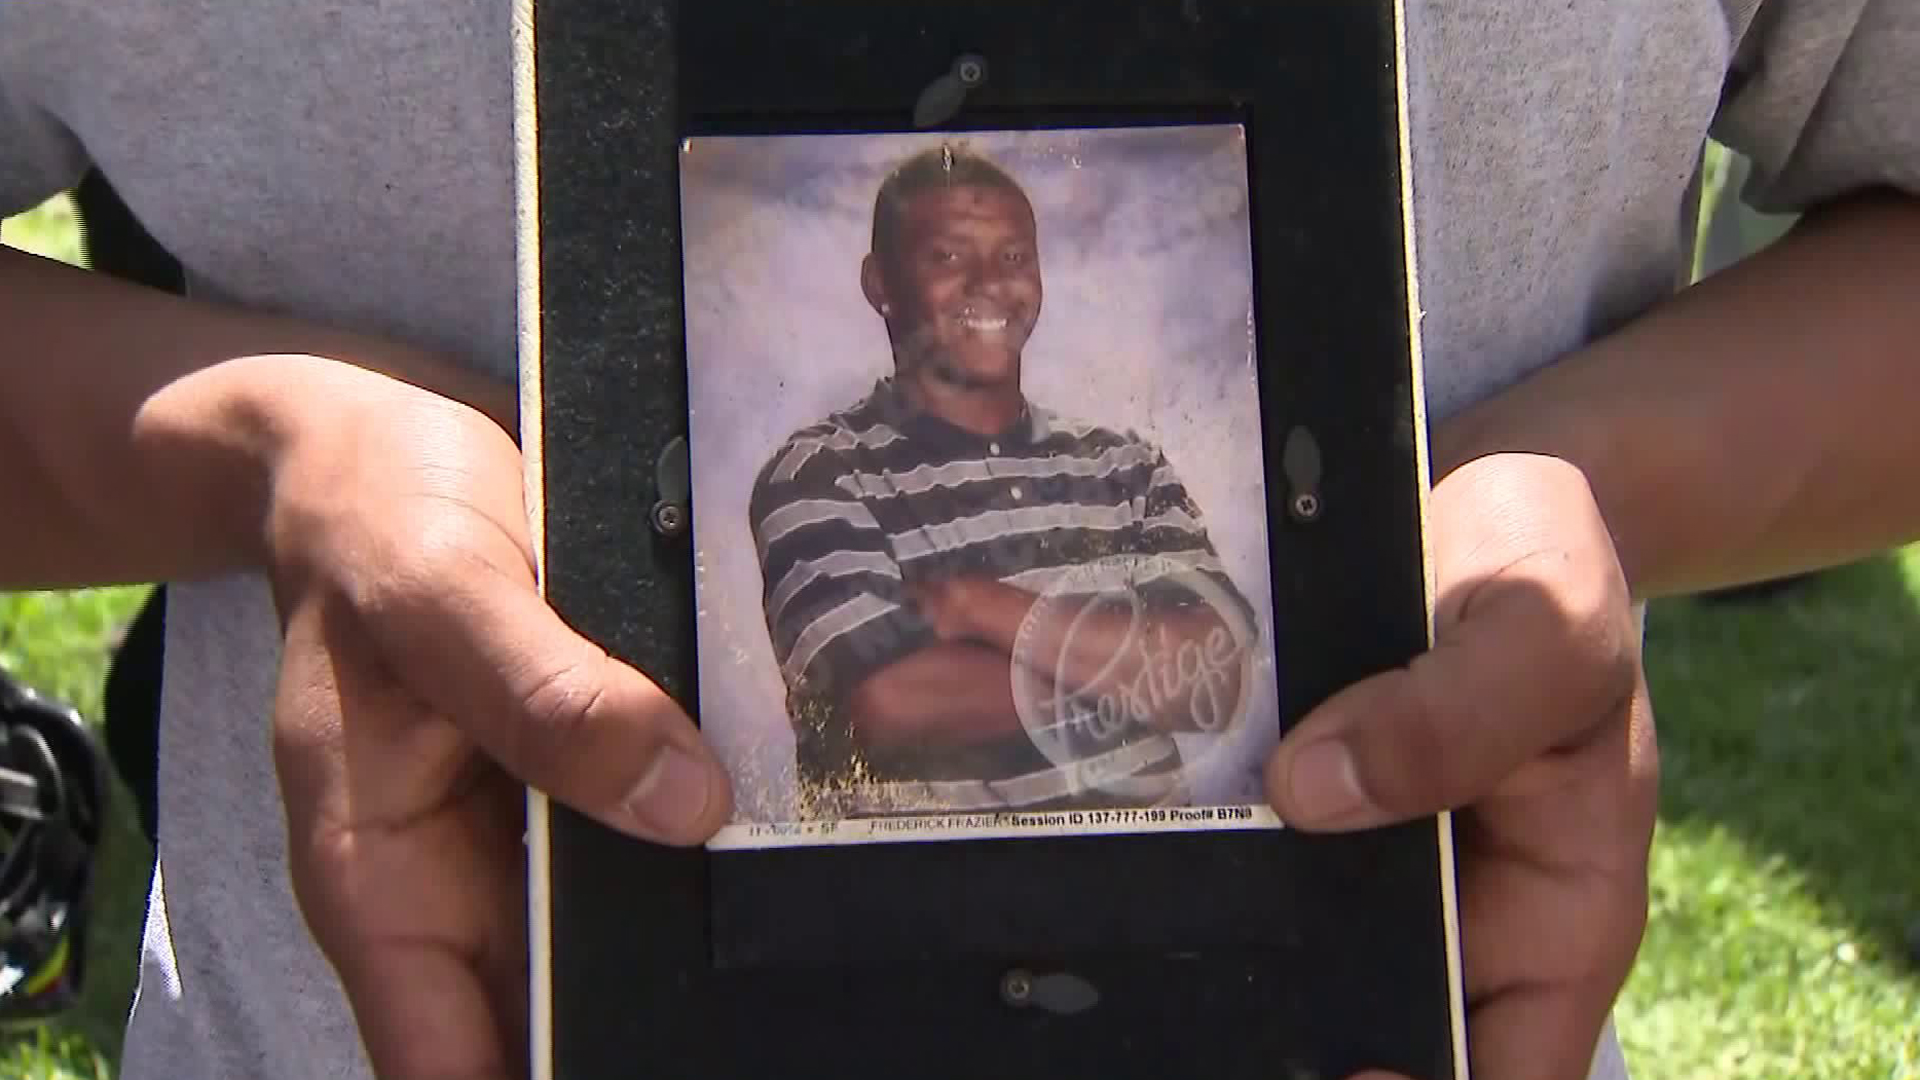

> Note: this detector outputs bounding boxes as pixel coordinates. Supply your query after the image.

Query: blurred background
[1,140,1915,1078]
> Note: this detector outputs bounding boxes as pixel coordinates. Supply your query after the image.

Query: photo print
[679,123,1284,848]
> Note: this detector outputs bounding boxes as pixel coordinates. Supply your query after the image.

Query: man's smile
[952,306,1015,334]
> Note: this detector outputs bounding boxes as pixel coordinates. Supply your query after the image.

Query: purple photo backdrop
[678,124,1281,823]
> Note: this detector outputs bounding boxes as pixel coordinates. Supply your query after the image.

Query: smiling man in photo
[747,143,1262,820]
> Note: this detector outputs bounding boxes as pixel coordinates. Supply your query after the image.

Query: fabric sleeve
[1710,0,1920,213]
[1130,443,1260,638]
[0,31,89,218]
[747,439,937,704]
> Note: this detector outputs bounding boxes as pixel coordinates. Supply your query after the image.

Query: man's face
[872,183,1043,389]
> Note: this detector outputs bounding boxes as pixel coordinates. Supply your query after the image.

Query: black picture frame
[515,2,1463,1077]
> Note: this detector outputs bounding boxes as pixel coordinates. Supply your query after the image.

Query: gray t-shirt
[3,1,1916,1078]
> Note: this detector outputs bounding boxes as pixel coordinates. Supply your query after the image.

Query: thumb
[1264,561,1636,831]
[360,548,733,845]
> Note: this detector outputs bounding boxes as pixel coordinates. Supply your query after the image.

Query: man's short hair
[870,144,1028,262]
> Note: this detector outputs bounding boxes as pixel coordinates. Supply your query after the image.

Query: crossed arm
[896,574,1249,733]
[840,576,1248,754]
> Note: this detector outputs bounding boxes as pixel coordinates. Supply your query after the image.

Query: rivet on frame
[1282,426,1324,524]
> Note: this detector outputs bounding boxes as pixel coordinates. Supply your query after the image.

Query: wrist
[1430,348,1654,590]
[1432,383,1598,482]
[960,578,1035,649]
[0,247,515,587]
[129,355,306,576]
[136,352,458,579]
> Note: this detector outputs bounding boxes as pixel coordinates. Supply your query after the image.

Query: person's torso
[830,389,1187,596]
[1,2,1742,1077]
[787,385,1198,810]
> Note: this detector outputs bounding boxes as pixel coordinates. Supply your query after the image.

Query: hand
[253,357,733,1079]
[904,575,984,641]
[1264,452,1658,1080]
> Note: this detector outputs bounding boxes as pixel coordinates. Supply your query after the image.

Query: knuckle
[1365,670,1466,815]
[1598,870,1653,987]
[508,659,615,782]
[1624,691,1661,815]
[345,520,475,624]
[510,655,681,801]
[1549,564,1639,714]
[521,660,608,739]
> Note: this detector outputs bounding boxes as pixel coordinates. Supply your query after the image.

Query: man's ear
[861,253,891,318]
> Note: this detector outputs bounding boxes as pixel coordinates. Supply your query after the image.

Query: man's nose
[964,253,1014,290]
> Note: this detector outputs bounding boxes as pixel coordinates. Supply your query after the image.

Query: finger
[481,774,534,1076]
[1341,992,1616,1080]
[1457,681,1657,1001]
[311,795,531,1080]
[358,539,734,845]
[1455,824,1648,1005]
[1462,981,1621,1080]
[274,605,527,1080]
[1337,987,1618,1080]
[339,942,519,1080]
[1265,552,1638,831]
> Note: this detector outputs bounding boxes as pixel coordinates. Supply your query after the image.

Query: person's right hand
[193,355,735,1079]
[1265,451,1659,1080]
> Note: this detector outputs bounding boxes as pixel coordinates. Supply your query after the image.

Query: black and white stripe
[747,377,1253,811]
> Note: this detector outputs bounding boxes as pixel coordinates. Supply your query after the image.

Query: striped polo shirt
[747,377,1257,818]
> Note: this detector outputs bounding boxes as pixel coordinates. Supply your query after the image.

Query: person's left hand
[1265,451,1659,1080]
[904,575,982,641]
[242,356,733,1080]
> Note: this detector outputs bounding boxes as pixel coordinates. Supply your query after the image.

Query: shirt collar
[869,375,1048,449]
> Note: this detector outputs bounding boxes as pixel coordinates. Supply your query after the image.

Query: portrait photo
[678,124,1284,846]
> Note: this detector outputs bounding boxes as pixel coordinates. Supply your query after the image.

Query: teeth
[960,316,1008,332]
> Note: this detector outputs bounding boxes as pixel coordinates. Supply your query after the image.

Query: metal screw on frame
[915,53,989,128]
[650,500,687,538]
[651,435,691,539]
[999,968,1034,1007]
[999,968,1100,1015]
[1283,426,1324,524]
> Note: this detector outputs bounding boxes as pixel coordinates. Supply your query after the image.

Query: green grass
[7,167,1920,1079]
[0,588,153,1080]
[1617,550,1920,1078]
[0,196,84,268]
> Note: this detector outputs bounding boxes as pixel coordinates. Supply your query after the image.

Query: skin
[906,575,1248,735]
[860,182,1043,434]
[1,246,735,1079]
[3,148,1915,1080]
[845,177,1248,747]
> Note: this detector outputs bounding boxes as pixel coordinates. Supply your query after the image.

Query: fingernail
[624,745,712,837]
[1287,739,1367,825]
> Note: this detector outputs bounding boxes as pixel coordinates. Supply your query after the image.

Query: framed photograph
[515,1,1463,1078]
[683,124,1283,848]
